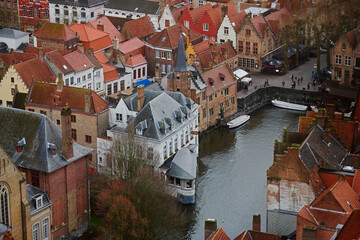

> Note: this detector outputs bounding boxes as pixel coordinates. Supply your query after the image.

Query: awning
[233,68,250,80]
[241,77,252,84]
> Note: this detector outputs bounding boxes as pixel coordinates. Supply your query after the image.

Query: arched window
[0,184,10,226]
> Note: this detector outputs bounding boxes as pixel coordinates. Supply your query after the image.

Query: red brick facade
[18,0,50,33]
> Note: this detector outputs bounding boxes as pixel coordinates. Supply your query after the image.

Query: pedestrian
[292,75,294,81]
[298,78,300,84]
[282,80,285,87]
[294,82,296,88]
[307,83,310,90]
[295,76,297,82]
[301,77,303,83]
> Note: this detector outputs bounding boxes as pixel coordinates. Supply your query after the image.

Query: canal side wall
[236,87,355,117]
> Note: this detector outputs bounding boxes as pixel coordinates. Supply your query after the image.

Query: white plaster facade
[105,72,132,96]
[104,8,158,31]
[217,15,237,49]
[125,62,147,85]
[0,31,29,50]
[158,5,176,31]
[50,3,104,24]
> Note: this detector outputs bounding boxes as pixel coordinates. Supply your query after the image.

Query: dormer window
[219,73,225,81]
[48,143,56,155]
[17,137,26,152]
[34,195,43,209]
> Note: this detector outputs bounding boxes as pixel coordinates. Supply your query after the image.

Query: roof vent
[16,137,26,152]
[63,65,67,70]
[48,142,56,155]
[343,166,354,172]
[83,64,87,68]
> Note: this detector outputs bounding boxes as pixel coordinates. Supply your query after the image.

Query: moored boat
[227,115,250,129]
[311,105,352,118]
[271,99,307,111]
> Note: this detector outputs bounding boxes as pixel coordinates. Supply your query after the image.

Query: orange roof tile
[34,23,77,40]
[118,37,145,54]
[189,4,213,25]
[228,11,247,32]
[125,54,146,67]
[24,45,71,56]
[122,16,155,39]
[202,64,236,96]
[87,16,125,42]
[63,50,94,72]
[171,4,190,22]
[206,3,237,30]
[100,63,120,83]
[193,39,216,54]
[45,50,74,74]
[352,170,360,195]
[234,230,281,240]
[94,52,109,63]
[265,8,291,34]
[336,209,360,240]
[13,58,55,88]
[198,41,237,70]
[0,52,37,66]
[208,227,231,240]
[27,82,108,114]
[251,16,267,38]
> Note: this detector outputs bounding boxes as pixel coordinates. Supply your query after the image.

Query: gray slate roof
[299,125,348,172]
[26,184,51,214]
[105,0,160,15]
[173,35,188,72]
[49,0,107,7]
[0,107,93,173]
[166,146,197,180]
[0,28,29,39]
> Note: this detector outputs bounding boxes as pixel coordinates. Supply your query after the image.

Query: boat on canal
[311,105,352,118]
[227,115,250,129]
[271,99,307,111]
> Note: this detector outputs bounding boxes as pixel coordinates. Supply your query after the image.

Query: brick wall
[331,35,355,84]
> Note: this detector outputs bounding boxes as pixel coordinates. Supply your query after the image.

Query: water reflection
[185,105,304,239]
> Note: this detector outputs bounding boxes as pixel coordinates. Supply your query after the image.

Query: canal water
[186,105,305,239]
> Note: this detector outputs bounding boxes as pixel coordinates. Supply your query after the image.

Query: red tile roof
[171,4,190,22]
[251,15,267,39]
[352,170,360,195]
[122,16,155,39]
[24,45,71,56]
[189,4,213,25]
[147,23,203,49]
[265,8,291,35]
[100,63,120,83]
[13,58,56,88]
[206,3,238,30]
[228,11,247,32]
[198,41,237,70]
[87,16,125,42]
[34,23,77,40]
[45,50,74,74]
[27,82,109,114]
[193,39,216,54]
[234,230,281,240]
[69,23,113,52]
[118,37,145,54]
[63,50,94,72]
[125,54,146,67]
[94,51,109,63]
[0,51,37,67]
[208,227,231,240]
[201,64,236,95]
[335,209,360,240]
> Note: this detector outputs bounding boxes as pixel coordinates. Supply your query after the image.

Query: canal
[186,105,305,239]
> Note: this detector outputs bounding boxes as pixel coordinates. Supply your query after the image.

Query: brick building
[120,16,155,41]
[145,23,203,76]
[0,106,93,239]
[18,0,50,33]
[25,80,109,174]
[33,22,79,51]
[331,27,360,85]
[0,0,19,29]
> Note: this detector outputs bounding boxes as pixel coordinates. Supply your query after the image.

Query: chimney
[302,226,317,240]
[210,42,215,52]
[351,121,359,153]
[326,104,335,121]
[38,47,44,57]
[316,108,327,129]
[155,66,162,84]
[97,21,104,31]
[57,73,64,92]
[204,219,217,240]
[87,47,94,55]
[77,43,84,53]
[61,107,74,159]
[84,91,92,113]
[137,85,145,112]
[221,5,228,20]
[323,128,331,144]
[252,214,261,232]
[190,88,196,101]
[113,37,119,50]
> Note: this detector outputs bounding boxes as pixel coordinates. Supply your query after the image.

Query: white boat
[227,115,250,129]
[311,105,352,118]
[271,99,307,111]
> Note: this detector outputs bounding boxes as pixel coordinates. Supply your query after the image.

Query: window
[247,58,250,67]
[167,52,172,60]
[23,6,27,16]
[155,50,160,58]
[162,64,166,73]
[163,144,167,158]
[225,88,229,96]
[231,96,235,105]
[85,135,91,143]
[29,6,33,17]
[142,67,145,77]
[342,43,346,51]
[209,107,213,116]
[114,82,118,93]
[138,69,141,79]
[211,37,215,41]
[251,59,255,68]
[345,70,350,81]
[31,171,40,188]
[133,70,137,79]
[246,29,251,36]
[245,42,250,54]
[203,108,206,118]
[209,94,212,101]
[335,69,341,80]
[42,218,49,240]
[176,178,181,186]
[169,140,173,154]
[81,11,86,18]
[203,23,209,31]
[107,84,112,95]
[161,51,166,59]
[82,75,86,82]
[199,0,203,6]
[165,19,170,27]
[55,8,59,14]
[57,119,60,125]
[184,20,189,28]
[224,27,229,35]
[45,9,49,18]
[91,12,94,18]
[169,176,174,184]
[73,10,77,17]
[72,129,77,140]
[253,43,258,55]
[88,73,91,79]
[186,180,192,188]
[35,196,43,209]
[70,77,74,85]
[71,115,76,123]
[0,184,9,226]
[181,132,184,145]
[77,77,80,84]
[167,64,172,73]
[40,110,46,116]
[335,55,342,65]
[11,88,14,95]
[174,137,178,150]
[238,41,243,53]
[32,223,39,240]
[116,113,122,121]
[345,56,351,66]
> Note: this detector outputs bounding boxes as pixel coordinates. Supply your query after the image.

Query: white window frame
[161,64,166,73]
[35,196,43,209]
[0,184,10,225]
[167,64,172,73]
[161,51,166,59]
[184,20,189,28]
[42,218,49,240]
[224,27,229,35]
[335,55,342,65]
[32,222,40,240]
[345,56,351,66]
[116,113,122,122]
[155,50,160,58]
[203,23,209,31]
[167,52,172,60]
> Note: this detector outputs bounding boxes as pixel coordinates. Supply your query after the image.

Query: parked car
[261,59,284,74]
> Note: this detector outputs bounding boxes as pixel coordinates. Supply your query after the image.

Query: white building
[104,0,161,31]
[104,67,132,96]
[0,28,30,50]
[124,54,147,84]
[49,0,107,25]
[158,5,176,31]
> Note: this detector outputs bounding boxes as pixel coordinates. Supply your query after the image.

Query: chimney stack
[326,104,335,121]
[323,128,331,144]
[57,73,64,91]
[84,91,91,113]
[204,219,217,240]
[155,67,162,84]
[302,226,318,240]
[113,37,119,50]
[38,47,44,57]
[61,107,74,159]
[137,85,145,112]
[252,214,261,232]
[77,43,84,53]
[87,47,94,55]
[316,108,327,129]
[221,5,228,21]
[97,21,104,31]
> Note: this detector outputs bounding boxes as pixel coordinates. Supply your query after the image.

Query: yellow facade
[0,66,29,107]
